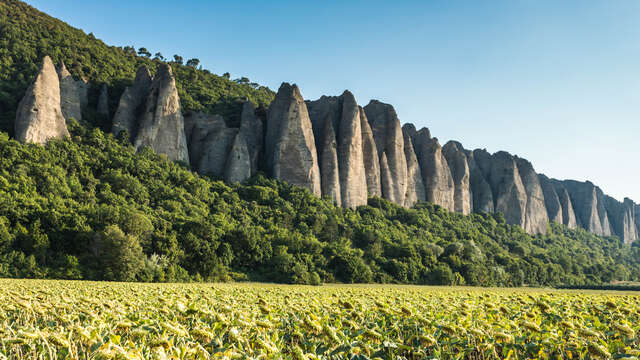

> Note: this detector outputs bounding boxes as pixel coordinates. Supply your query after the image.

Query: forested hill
[0,123,639,285]
[0,0,274,135]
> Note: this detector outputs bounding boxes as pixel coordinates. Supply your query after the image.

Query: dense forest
[1,122,639,285]
[0,0,274,135]
[1,0,640,286]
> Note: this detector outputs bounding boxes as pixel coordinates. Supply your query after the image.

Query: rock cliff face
[15,56,69,144]
[265,83,321,196]
[411,128,455,212]
[57,61,84,122]
[112,66,152,141]
[515,158,549,234]
[442,141,472,215]
[364,101,407,204]
[133,64,190,164]
[16,60,639,241]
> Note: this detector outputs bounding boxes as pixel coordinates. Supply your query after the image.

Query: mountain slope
[0,124,639,285]
[0,0,274,134]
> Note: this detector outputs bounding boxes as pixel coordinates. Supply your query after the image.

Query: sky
[27,0,640,202]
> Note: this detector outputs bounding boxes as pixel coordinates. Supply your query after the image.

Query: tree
[153,52,164,61]
[222,72,230,79]
[173,55,184,65]
[100,225,144,281]
[186,58,200,68]
[137,47,151,58]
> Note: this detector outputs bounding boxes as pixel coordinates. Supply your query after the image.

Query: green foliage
[1,124,640,285]
[0,0,274,134]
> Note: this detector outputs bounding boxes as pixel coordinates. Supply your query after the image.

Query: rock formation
[238,100,263,176]
[487,152,527,228]
[265,83,321,196]
[15,56,69,144]
[562,181,604,235]
[184,112,227,168]
[307,91,367,208]
[465,150,494,213]
[133,64,189,164]
[112,66,152,141]
[515,158,549,234]
[442,141,472,215]
[97,84,109,119]
[57,61,83,121]
[360,108,381,198]
[538,174,563,224]
[604,197,638,244]
[364,101,407,204]
[224,133,251,183]
[402,129,426,207]
[411,128,455,211]
[551,181,578,229]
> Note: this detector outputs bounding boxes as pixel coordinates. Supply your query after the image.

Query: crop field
[1,280,639,359]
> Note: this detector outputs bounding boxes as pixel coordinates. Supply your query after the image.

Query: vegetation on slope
[0,0,274,134]
[1,123,639,285]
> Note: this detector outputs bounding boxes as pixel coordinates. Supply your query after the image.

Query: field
[1,280,639,359]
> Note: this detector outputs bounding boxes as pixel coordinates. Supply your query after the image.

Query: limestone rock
[15,56,69,144]
[635,204,640,238]
[487,152,527,229]
[603,196,638,243]
[198,127,238,177]
[265,83,321,196]
[224,133,252,183]
[402,128,426,207]
[562,180,604,235]
[134,64,190,164]
[97,84,109,118]
[550,181,578,229]
[538,174,563,224]
[515,158,548,234]
[411,128,455,211]
[595,188,613,237]
[379,151,393,203]
[57,61,83,121]
[364,100,407,205]
[360,107,381,198]
[239,100,263,176]
[317,117,341,204]
[443,141,472,215]
[184,112,227,168]
[112,65,153,141]
[307,91,367,208]
[465,150,494,213]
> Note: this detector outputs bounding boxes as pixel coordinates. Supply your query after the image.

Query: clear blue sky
[27,0,640,202]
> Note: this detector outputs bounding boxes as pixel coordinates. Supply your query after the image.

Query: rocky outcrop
[238,100,263,176]
[265,83,321,196]
[465,150,494,213]
[133,64,189,164]
[562,180,603,235]
[443,141,472,215]
[551,181,578,229]
[364,100,407,204]
[97,84,109,118]
[603,197,638,244]
[360,108,381,198]
[184,112,227,168]
[487,152,527,228]
[402,129,426,207]
[595,188,613,237]
[112,66,153,141]
[515,158,548,234]
[307,91,367,208]
[15,56,69,144]
[538,174,563,224]
[198,127,238,177]
[57,61,83,121]
[411,128,454,211]
[224,133,251,183]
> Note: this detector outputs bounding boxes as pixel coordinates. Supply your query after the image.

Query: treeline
[1,122,640,286]
[0,0,274,135]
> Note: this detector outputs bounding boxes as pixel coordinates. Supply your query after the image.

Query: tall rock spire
[112,65,153,141]
[15,56,69,144]
[134,64,189,164]
[265,83,321,196]
[57,61,83,121]
[515,158,549,234]
[363,100,407,205]
[360,107,381,198]
[443,141,472,215]
[411,128,455,211]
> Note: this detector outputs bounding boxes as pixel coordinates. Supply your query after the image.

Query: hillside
[1,124,639,285]
[0,0,274,135]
